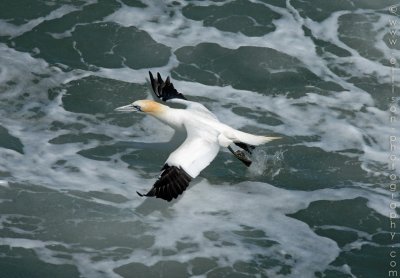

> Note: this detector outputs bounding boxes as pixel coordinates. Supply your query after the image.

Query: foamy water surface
[0,0,398,277]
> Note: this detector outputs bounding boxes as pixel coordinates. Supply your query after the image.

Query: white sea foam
[0,180,9,187]
[306,9,398,84]
[0,5,83,37]
[105,0,383,95]
[120,180,386,277]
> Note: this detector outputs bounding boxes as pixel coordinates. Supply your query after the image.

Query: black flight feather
[149,71,187,102]
[137,164,192,202]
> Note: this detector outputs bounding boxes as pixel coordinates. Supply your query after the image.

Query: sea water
[0,0,398,277]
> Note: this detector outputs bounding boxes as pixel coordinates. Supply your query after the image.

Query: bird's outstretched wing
[137,123,220,202]
[137,165,192,202]
[149,71,187,102]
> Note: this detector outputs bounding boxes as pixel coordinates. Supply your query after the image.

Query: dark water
[0,0,398,277]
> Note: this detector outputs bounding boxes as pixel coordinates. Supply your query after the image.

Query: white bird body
[143,98,276,178]
[115,72,280,201]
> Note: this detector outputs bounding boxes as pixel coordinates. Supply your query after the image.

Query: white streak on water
[0,5,82,37]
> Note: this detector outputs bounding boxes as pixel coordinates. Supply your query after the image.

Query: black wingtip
[137,165,192,202]
[137,191,174,202]
[149,72,157,95]
[148,71,154,82]
[147,71,186,102]
[137,191,145,197]
[157,72,163,83]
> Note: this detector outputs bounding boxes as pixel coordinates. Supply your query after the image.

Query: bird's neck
[148,107,184,130]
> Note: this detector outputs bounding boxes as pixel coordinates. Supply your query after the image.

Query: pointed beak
[114,104,139,112]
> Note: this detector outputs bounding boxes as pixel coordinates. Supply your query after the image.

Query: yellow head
[115,100,166,114]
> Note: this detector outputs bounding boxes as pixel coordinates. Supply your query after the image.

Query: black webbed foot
[234,142,255,154]
[228,146,252,167]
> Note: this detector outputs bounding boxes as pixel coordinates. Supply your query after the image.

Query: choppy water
[0,0,398,277]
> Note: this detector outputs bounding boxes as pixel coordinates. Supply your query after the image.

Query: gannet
[115,72,280,201]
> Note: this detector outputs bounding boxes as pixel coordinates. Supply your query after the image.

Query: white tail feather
[230,130,281,146]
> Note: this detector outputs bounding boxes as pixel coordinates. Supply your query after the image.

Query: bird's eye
[133,105,142,111]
